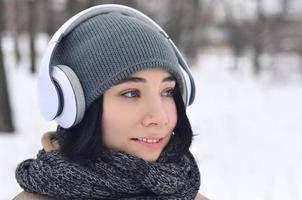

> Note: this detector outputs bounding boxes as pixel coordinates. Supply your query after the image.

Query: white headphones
[38,4,196,128]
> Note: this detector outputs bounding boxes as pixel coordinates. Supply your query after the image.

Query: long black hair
[56,85,193,163]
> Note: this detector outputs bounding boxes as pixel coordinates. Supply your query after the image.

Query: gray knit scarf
[16,139,200,199]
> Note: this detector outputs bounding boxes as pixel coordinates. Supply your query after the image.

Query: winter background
[1,1,302,200]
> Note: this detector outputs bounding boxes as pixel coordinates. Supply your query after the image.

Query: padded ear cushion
[51,65,85,128]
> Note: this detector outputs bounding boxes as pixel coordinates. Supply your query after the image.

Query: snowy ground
[189,52,302,200]
[1,36,302,200]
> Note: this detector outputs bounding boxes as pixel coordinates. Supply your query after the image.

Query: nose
[141,97,169,127]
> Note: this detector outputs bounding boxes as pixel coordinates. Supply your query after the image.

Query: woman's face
[101,68,177,162]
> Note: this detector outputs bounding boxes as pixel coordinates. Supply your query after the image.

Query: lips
[137,137,161,143]
[131,136,164,148]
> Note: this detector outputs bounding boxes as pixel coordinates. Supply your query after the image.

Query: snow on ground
[189,51,302,200]
[1,36,302,200]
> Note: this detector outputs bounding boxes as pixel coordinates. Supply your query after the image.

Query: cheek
[101,100,137,147]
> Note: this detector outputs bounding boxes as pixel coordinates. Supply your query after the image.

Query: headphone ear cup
[51,65,85,128]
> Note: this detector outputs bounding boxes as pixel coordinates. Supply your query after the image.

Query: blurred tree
[8,0,21,65]
[180,0,203,63]
[163,0,207,64]
[28,0,37,74]
[279,0,290,20]
[223,1,249,71]
[251,0,265,76]
[0,0,15,133]
[298,44,302,72]
[42,0,56,35]
[66,0,84,16]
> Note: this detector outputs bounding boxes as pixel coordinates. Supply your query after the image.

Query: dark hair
[56,96,103,163]
[172,86,193,157]
[56,85,193,163]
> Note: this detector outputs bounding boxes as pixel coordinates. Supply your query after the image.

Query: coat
[13,191,209,200]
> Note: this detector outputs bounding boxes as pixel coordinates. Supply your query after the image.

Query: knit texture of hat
[52,12,185,109]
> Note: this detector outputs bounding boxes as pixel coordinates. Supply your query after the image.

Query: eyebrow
[116,75,176,85]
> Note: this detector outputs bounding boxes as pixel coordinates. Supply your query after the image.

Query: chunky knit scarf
[16,137,200,200]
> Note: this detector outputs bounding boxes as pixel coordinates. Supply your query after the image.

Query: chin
[138,153,160,162]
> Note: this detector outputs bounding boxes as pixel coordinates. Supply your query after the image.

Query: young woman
[14,4,208,200]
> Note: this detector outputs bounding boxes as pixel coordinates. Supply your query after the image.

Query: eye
[162,88,175,97]
[121,89,140,98]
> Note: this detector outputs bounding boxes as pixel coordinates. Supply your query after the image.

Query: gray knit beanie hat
[52,12,185,109]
